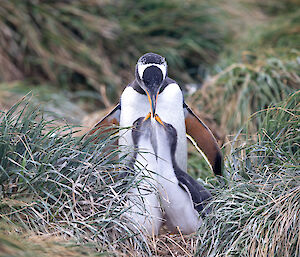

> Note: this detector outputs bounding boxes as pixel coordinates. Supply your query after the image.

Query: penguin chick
[155,121,212,234]
[126,117,162,235]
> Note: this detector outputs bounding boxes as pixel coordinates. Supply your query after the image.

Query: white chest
[120,87,150,127]
[156,84,187,171]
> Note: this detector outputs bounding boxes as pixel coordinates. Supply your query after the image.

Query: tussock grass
[0,0,227,105]
[190,51,300,138]
[250,0,300,15]
[0,96,154,256]
[0,222,102,257]
[188,3,300,142]
[232,8,300,57]
[196,92,300,257]
[216,3,300,63]
[250,10,300,50]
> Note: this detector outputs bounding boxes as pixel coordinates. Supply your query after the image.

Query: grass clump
[195,92,300,257]
[186,2,299,140]
[250,0,300,16]
[234,8,300,56]
[0,96,153,256]
[0,0,227,105]
[190,51,300,137]
[0,222,102,257]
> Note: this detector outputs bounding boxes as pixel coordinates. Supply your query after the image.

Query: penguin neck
[130,79,146,94]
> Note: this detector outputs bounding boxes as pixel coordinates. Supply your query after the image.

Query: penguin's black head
[135,53,167,117]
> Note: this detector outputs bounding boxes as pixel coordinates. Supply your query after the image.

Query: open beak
[144,88,165,127]
[145,88,159,118]
[144,90,165,127]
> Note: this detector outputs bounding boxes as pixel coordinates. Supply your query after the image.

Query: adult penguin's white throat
[136,53,167,118]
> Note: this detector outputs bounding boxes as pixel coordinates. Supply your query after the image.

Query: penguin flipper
[89,104,121,134]
[175,168,212,215]
[184,103,222,176]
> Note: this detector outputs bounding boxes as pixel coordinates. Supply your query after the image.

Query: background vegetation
[197,92,299,256]
[0,0,227,106]
[0,0,299,256]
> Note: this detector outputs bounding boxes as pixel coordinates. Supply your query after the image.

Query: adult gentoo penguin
[131,116,212,234]
[91,53,222,176]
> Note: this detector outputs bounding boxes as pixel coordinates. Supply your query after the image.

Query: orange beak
[144,89,164,126]
[145,89,159,118]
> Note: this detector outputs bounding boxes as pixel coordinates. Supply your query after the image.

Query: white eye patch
[138,63,167,81]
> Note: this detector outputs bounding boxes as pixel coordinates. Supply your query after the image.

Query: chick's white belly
[127,152,162,235]
[161,182,201,234]
[157,162,201,234]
